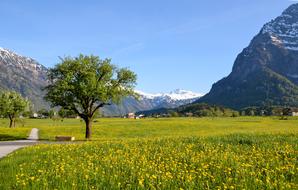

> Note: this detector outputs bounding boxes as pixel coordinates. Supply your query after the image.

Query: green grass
[37,117,298,140]
[0,119,32,140]
[0,117,297,189]
[0,134,297,189]
[1,117,298,141]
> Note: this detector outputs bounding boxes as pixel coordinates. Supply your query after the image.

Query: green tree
[0,91,29,128]
[38,109,49,118]
[169,111,179,117]
[58,108,67,119]
[48,109,55,119]
[58,108,76,120]
[45,55,137,139]
[282,108,292,116]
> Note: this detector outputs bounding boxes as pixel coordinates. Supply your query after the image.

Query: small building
[283,107,298,116]
[127,113,135,119]
[138,114,145,118]
[185,112,193,117]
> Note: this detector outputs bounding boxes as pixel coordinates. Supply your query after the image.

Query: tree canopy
[0,91,29,128]
[44,54,137,139]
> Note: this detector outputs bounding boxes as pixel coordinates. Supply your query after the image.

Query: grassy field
[0,117,297,189]
[1,117,297,141]
[0,119,32,140]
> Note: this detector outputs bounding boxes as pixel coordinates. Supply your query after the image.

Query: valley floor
[0,117,297,189]
[1,117,298,141]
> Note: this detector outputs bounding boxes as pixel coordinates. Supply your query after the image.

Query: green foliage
[0,91,29,127]
[48,110,55,118]
[240,106,298,116]
[44,54,137,138]
[168,110,180,117]
[58,108,76,119]
[22,110,33,118]
[37,109,50,117]
[142,103,239,117]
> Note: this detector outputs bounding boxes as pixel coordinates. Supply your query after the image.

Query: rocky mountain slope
[0,47,49,110]
[198,3,298,109]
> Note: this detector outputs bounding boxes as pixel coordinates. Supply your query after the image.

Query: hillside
[197,3,298,109]
[0,47,49,110]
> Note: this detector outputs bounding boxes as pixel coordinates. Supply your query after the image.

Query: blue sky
[0,0,295,94]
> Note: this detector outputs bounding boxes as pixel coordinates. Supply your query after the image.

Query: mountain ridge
[0,47,49,110]
[101,89,202,116]
[197,3,298,109]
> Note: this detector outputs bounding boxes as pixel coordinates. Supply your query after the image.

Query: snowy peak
[282,3,298,17]
[261,3,298,51]
[135,90,162,99]
[136,89,202,100]
[136,89,203,101]
[0,47,47,73]
[166,89,203,100]
[0,47,49,110]
[134,89,203,110]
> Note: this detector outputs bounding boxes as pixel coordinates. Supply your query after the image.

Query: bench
[55,136,75,141]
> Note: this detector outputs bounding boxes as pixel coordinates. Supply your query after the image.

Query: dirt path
[0,128,39,159]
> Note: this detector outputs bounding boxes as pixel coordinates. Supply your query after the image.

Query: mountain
[0,48,201,114]
[198,3,298,109]
[101,89,202,116]
[136,89,202,107]
[0,47,49,110]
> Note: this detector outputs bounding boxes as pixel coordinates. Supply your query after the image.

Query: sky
[0,0,296,94]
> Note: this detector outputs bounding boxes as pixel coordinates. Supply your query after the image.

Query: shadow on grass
[0,134,26,141]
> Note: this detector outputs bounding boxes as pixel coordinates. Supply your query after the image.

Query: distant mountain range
[101,89,202,116]
[0,48,202,114]
[198,3,298,109]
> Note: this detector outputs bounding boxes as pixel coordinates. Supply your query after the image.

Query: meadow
[1,117,298,141]
[0,117,297,189]
[0,119,32,141]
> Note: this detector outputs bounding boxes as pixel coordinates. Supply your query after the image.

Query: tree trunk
[9,118,13,128]
[85,118,92,139]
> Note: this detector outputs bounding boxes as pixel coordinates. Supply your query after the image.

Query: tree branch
[91,103,110,116]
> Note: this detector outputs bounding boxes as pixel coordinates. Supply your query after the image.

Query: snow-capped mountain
[136,89,202,108]
[101,89,203,116]
[136,89,203,101]
[0,47,49,110]
[198,3,298,109]
[262,4,298,51]
[0,47,47,74]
